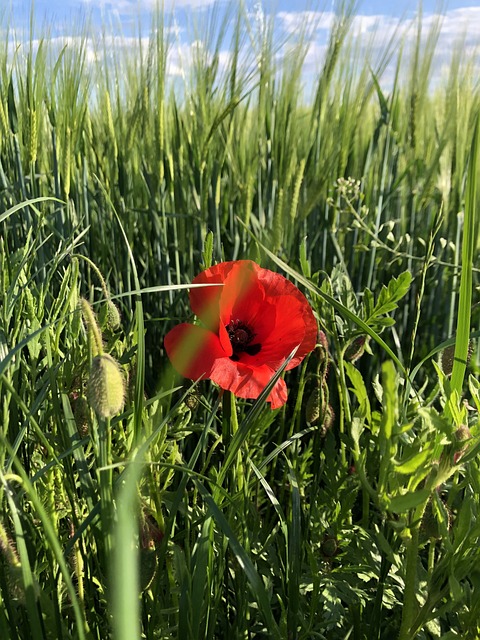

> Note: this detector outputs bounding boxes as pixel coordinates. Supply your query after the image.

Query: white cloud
[277,10,335,33]
[275,5,480,92]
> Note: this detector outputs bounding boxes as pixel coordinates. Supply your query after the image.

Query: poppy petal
[164,323,227,380]
[258,293,317,369]
[209,359,288,409]
[219,261,265,326]
[189,263,234,330]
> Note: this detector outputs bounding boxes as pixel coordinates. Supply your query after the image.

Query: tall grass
[1,2,480,638]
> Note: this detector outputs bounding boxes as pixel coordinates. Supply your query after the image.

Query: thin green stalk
[98,417,113,561]
[450,113,479,398]
[397,523,421,640]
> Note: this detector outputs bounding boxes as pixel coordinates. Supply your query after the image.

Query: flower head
[164,260,317,408]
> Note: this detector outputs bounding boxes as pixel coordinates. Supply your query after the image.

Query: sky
[4,1,480,94]
[9,0,480,22]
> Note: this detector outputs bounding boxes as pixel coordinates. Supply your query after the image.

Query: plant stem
[398,486,433,639]
[222,391,244,492]
[98,417,113,562]
[397,524,421,640]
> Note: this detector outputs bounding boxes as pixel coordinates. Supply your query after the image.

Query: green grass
[1,2,480,638]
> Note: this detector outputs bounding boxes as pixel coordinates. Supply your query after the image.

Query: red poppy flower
[164,260,317,409]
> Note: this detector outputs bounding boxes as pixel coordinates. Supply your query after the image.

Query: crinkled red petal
[259,294,317,369]
[164,323,227,380]
[209,359,288,409]
[218,261,264,322]
[189,263,233,330]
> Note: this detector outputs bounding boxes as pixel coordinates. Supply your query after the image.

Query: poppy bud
[73,395,91,437]
[321,404,335,436]
[0,523,23,602]
[138,513,163,592]
[316,330,330,379]
[0,523,20,568]
[344,335,369,363]
[185,392,200,410]
[306,387,322,425]
[317,330,329,353]
[105,300,121,331]
[440,340,473,376]
[71,302,82,338]
[453,424,472,464]
[321,535,339,558]
[139,548,158,592]
[87,354,125,418]
[421,496,452,541]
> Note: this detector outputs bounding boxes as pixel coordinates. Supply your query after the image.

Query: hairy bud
[87,354,125,418]
[344,335,369,363]
[440,340,474,376]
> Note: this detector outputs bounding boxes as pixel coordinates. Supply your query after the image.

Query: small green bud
[71,302,82,338]
[106,300,121,330]
[87,354,125,418]
[99,300,121,331]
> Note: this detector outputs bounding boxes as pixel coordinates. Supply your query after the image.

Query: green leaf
[345,361,371,423]
[370,271,412,319]
[351,416,364,448]
[450,113,478,397]
[394,447,432,475]
[388,488,431,514]
[299,236,311,278]
[380,360,397,442]
[202,230,214,269]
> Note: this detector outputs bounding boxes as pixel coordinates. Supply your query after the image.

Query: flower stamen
[226,319,261,360]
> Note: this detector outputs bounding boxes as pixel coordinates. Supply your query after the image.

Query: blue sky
[9,1,480,27]
[17,1,480,13]
[5,1,480,93]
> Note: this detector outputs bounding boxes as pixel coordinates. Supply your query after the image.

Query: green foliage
[1,3,480,640]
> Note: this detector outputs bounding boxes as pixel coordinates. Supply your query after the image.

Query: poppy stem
[222,390,244,493]
[333,339,349,469]
[97,416,113,566]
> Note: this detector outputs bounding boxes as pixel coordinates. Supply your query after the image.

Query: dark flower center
[226,319,261,361]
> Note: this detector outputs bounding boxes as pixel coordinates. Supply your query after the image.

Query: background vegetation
[1,1,480,638]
